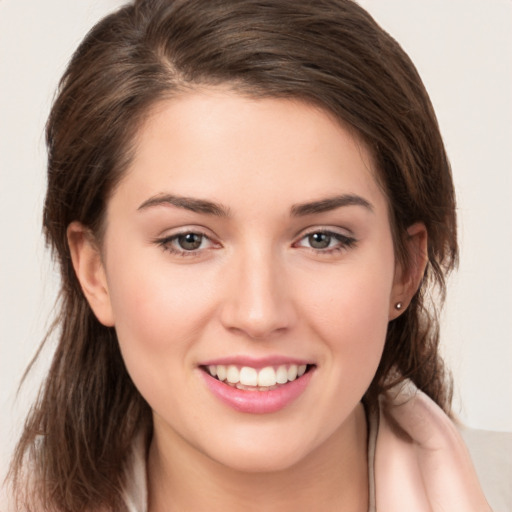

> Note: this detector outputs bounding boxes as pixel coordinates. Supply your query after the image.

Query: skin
[68,89,427,511]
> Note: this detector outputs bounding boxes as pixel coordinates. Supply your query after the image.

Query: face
[79,90,406,472]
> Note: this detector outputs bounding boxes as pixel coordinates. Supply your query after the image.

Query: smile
[205,364,309,390]
[199,361,315,414]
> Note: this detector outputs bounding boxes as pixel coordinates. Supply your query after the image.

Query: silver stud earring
[395,302,403,310]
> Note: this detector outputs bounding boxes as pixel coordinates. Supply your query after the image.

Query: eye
[176,232,204,251]
[155,230,218,256]
[307,232,334,249]
[295,230,356,253]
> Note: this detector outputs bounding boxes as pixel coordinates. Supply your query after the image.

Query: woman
[5,0,495,510]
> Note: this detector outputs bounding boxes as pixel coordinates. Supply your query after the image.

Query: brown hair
[9,0,457,510]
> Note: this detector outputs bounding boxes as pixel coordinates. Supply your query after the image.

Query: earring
[394,302,403,310]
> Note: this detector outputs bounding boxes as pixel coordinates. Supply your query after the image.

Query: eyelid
[292,227,357,252]
[293,225,355,241]
[153,226,221,257]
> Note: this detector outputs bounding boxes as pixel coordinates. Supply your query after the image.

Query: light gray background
[1,0,511,482]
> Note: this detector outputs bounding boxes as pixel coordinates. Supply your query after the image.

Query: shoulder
[460,426,512,512]
[374,382,504,511]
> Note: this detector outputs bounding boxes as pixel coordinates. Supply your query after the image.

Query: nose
[219,244,297,340]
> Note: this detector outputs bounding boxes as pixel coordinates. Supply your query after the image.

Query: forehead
[115,90,387,217]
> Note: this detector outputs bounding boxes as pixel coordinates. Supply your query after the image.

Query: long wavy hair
[9,0,457,510]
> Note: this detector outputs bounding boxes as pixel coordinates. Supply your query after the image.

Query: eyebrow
[290,194,373,216]
[137,192,373,217]
[137,194,231,217]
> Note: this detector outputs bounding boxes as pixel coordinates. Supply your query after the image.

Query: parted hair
[9,0,457,510]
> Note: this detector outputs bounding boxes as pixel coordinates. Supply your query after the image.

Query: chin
[197,424,330,474]
[210,444,309,474]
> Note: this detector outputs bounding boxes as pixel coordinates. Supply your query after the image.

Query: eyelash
[154,229,357,257]
[155,231,216,258]
[293,229,357,254]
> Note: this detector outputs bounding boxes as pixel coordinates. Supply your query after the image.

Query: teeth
[287,365,298,381]
[216,365,227,382]
[258,366,277,387]
[239,366,258,386]
[226,365,239,384]
[235,382,277,391]
[276,365,288,384]
[206,363,309,387]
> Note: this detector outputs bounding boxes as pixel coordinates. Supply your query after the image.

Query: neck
[147,403,369,512]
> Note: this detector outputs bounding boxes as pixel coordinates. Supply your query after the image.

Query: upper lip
[199,355,314,369]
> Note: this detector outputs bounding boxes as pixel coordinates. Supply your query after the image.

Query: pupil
[178,233,202,250]
[309,232,331,249]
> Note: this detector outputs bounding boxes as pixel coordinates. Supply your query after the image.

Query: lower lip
[200,368,314,414]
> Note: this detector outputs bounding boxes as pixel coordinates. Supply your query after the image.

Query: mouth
[200,363,314,391]
[199,360,316,414]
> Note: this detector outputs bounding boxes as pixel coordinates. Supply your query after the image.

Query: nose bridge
[220,239,294,338]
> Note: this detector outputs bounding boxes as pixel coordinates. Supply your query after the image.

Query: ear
[389,222,428,320]
[67,221,115,326]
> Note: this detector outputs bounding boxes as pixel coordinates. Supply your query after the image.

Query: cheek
[299,253,395,377]
[317,284,389,381]
[104,253,221,384]
[103,258,222,418]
